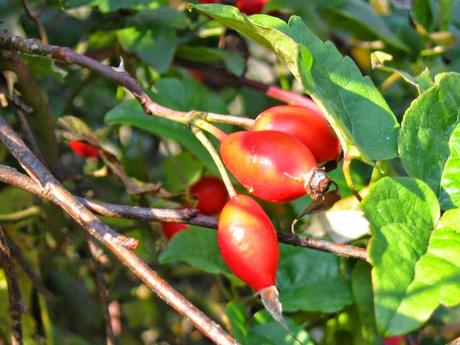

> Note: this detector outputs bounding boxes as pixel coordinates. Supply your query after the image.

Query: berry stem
[192,127,236,198]
[343,155,362,201]
[204,113,255,129]
[193,119,228,142]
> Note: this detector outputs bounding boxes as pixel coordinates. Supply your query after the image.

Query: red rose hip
[383,335,408,345]
[161,222,188,240]
[218,194,279,290]
[199,0,266,14]
[235,0,267,14]
[220,130,330,202]
[253,105,341,164]
[218,194,284,323]
[190,176,228,216]
[68,140,100,158]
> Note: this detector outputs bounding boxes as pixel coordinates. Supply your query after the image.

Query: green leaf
[225,302,249,342]
[439,123,460,209]
[105,99,212,169]
[437,208,460,230]
[104,77,228,172]
[191,4,399,161]
[324,0,408,51]
[117,27,177,73]
[151,78,228,113]
[361,177,460,335]
[58,115,93,136]
[246,310,314,345]
[22,55,67,80]
[351,262,381,345]
[0,187,34,214]
[399,72,460,209]
[411,0,435,31]
[176,45,246,76]
[161,151,203,193]
[277,244,352,313]
[371,51,434,94]
[159,227,230,275]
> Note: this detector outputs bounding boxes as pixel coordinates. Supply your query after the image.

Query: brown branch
[85,235,116,345]
[0,116,239,345]
[0,32,369,262]
[14,108,49,168]
[0,226,25,345]
[20,0,49,44]
[0,165,369,261]
[3,233,55,301]
[0,32,248,127]
[0,116,138,250]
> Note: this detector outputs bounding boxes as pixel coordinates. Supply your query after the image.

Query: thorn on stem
[113,57,126,73]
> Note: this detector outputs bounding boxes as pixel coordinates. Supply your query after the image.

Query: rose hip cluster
[164,105,339,306]
[217,104,340,297]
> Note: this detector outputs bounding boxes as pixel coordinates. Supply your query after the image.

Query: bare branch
[0,116,239,345]
[0,226,25,345]
[0,116,139,250]
[0,165,369,261]
[86,235,116,345]
[175,58,318,112]
[20,0,49,44]
[13,108,49,167]
[0,32,249,128]
[276,232,368,261]
[3,233,55,301]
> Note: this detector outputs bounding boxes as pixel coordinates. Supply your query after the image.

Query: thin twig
[0,115,139,250]
[192,127,236,198]
[0,32,232,126]
[276,232,368,261]
[0,165,369,261]
[0,84,33,114]
[13,107,49,168]
[20,0,48,44]
[0,226,25,345]
[0,116,239,345]
[3,233,55,301]
[175,58,319,112]
[343,155,363,202]
[193,118,228,142]
[85,235,116,345]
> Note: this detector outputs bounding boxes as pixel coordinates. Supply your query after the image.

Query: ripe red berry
[383,336,409,345]
[235,0,267,14]
[190,176,228,216]
[161,222,188,240]
[253,105,341,164]
[220,130,330,202]
[68,140,100,158]
[199,0,266,14]
[218,194,279,291]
